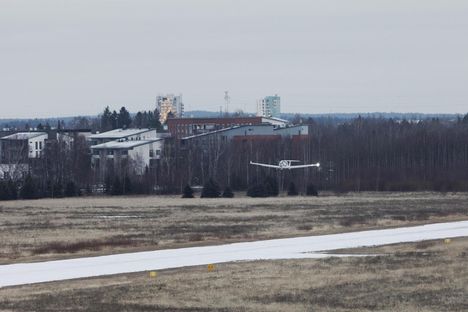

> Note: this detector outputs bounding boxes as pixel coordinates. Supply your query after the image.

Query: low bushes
[201,179,221,198]
[182,184,194,198]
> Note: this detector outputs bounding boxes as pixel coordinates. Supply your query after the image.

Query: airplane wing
[249,161,281,169]
[289,163,320,169]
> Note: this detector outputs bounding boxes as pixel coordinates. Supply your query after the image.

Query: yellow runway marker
[207,264,215,272]
[444,238,451,244]
[149,271,157,278]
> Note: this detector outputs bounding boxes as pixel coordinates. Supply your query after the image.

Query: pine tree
[247,183,267,198]
[166,111,175,123]
[306,184,319,196]
[263,176,279,196]
[118,106,132,129]
[463,113,468,124]
[182,184,194,198]
[100,106,112,131]
[201,179,220,198]
[111,110,119,129]
[134,112,143,128]
[222,186,234,198]
[153,109,163,131]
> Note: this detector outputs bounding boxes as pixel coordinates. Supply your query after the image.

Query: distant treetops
[99,106,163,132]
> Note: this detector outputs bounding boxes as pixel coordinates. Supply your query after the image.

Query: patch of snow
[1,221,467,288]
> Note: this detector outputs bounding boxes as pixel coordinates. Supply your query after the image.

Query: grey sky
[1,0,467,118]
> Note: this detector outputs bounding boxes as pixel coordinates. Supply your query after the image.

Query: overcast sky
[1,0,467,118]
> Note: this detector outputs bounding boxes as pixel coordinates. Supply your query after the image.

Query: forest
[172,115,468,194]
[2,113,468,200]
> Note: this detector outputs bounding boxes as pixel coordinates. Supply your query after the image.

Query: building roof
[181,126,241,140]
[167,116,262,123]
[58,129,92,133]
[1,132,48,140]
[181,124,274,140]
[273,125,308,132]
[91,139,162,150]
[89,128,154,140]
[262,116,289,124]
[181,124,308,141]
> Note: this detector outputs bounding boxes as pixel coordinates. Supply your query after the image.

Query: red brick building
[167,117,264,138]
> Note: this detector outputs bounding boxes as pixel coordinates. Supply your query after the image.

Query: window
[121,150,128,156]
[156,150,161,156]
[93,150,99,155]
[107,150,114,156]
[149,150,154,157]
[35,142,38,149]
[39,142,42,150]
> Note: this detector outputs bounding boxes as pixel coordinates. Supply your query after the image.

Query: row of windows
[106,150,128,156]
[93,149,161,157]
[117,136,146,142]
[32,141,43,150]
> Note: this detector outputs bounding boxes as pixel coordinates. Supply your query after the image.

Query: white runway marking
[1,220,468,288]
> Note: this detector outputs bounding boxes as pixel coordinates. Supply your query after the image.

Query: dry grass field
[1,237,467,311]
[1,192,468,264]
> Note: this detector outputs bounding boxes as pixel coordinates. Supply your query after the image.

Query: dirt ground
[1,192,468,264]
[1,237,467,312]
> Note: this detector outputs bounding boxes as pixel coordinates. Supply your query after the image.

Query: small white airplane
[250,160,320,170]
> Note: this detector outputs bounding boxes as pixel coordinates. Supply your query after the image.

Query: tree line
[3,114,468,200]
[100,106,163,131]
[168,115,468,194]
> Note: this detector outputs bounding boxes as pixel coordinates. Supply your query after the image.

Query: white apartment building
[0,132,48,162]
[156,94,184,124]
[91,139,164,177]
[89,128,157,146]
[89,128,162,178]
[257,94,281,118]
[0,132,48,180]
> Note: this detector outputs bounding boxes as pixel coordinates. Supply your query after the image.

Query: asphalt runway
[1,220,467,288]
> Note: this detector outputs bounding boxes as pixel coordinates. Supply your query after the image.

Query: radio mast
[224,91,230,115]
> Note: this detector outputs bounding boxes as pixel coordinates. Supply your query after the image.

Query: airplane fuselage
[249,160,320,170]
